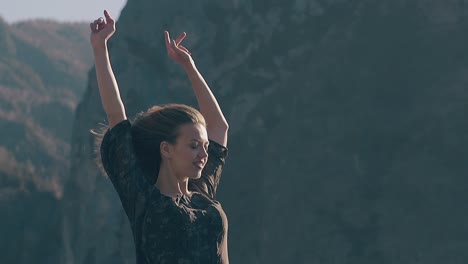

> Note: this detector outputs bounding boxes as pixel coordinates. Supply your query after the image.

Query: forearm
[93,44,126,127]
[183,61,228,130]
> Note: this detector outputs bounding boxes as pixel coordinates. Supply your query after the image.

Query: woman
[90,10,230,263]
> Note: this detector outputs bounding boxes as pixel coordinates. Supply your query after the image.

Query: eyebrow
[190,139,209,144]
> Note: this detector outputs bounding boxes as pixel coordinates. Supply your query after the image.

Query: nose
[199,146,208,159]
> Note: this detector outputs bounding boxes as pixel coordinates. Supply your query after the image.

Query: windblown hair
[93,103,206,184]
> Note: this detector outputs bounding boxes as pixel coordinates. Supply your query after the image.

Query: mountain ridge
[0,17,92,264]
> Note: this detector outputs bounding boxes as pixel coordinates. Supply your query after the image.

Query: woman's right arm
[90,10,126,128]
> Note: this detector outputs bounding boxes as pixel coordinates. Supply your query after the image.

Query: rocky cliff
[0,18,91,263]
[66,1,468,263]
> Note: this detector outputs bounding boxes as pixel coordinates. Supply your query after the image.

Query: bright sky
[0,0,127,23]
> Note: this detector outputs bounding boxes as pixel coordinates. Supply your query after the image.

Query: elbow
[207,120,229,135]
[221,120,229,130]
[208,117,229,131]
[219,119,229,132]
[106,111,127,128]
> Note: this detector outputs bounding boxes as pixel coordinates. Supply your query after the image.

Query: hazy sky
[0,0,127,23]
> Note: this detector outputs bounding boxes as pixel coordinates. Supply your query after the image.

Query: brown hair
[93,103,206,183]
[131,104,206,183]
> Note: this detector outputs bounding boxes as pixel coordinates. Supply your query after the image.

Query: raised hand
[90,10,116,48]
[165,31,193,66]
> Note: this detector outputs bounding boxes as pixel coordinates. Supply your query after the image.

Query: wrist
[91,41,108,52]
[182,59,196,72]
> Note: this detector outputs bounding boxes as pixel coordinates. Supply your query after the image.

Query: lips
[193,161,205,169]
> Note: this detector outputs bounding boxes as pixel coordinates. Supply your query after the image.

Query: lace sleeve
[189,139,228,199]
[100,120,146,222]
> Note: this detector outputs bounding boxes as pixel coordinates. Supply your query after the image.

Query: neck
[156,162,190,197]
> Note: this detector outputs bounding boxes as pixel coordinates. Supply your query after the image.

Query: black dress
[101,120,229,264]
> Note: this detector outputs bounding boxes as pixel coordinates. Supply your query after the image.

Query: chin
[189,172,202,179]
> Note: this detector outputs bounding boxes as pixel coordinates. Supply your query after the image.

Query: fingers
[165,31,188,46]
[90,10,113,33]
[165,31,191,56]
[164,31,171,45]
[90,22,99,33]
[179,45,191,55]
[90,19,100,32]
[171,39,191,56]
[93,17,104,25]
[175,32,186,45]
[171,38,179,50]
[104,10,115,25]
[90,17,104,31]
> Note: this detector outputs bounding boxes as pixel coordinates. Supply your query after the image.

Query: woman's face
[168,123,209,180]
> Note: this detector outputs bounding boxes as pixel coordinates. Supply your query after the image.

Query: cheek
[175,147,197,164]
[179,150,200,174]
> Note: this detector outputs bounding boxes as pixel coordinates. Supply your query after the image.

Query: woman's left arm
[165,31,229,146]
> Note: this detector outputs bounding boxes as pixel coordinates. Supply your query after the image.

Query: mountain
[0,17,92,263]
[1,1,465,263]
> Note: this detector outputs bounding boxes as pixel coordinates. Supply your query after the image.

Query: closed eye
[190,139,209,148]
[190,144,209,152]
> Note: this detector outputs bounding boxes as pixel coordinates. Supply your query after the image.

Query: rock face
[66,1,468,263]
[0,18,91,264]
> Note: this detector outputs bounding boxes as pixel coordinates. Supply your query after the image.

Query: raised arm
[90,10,126,128]
[164,31,229,146]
